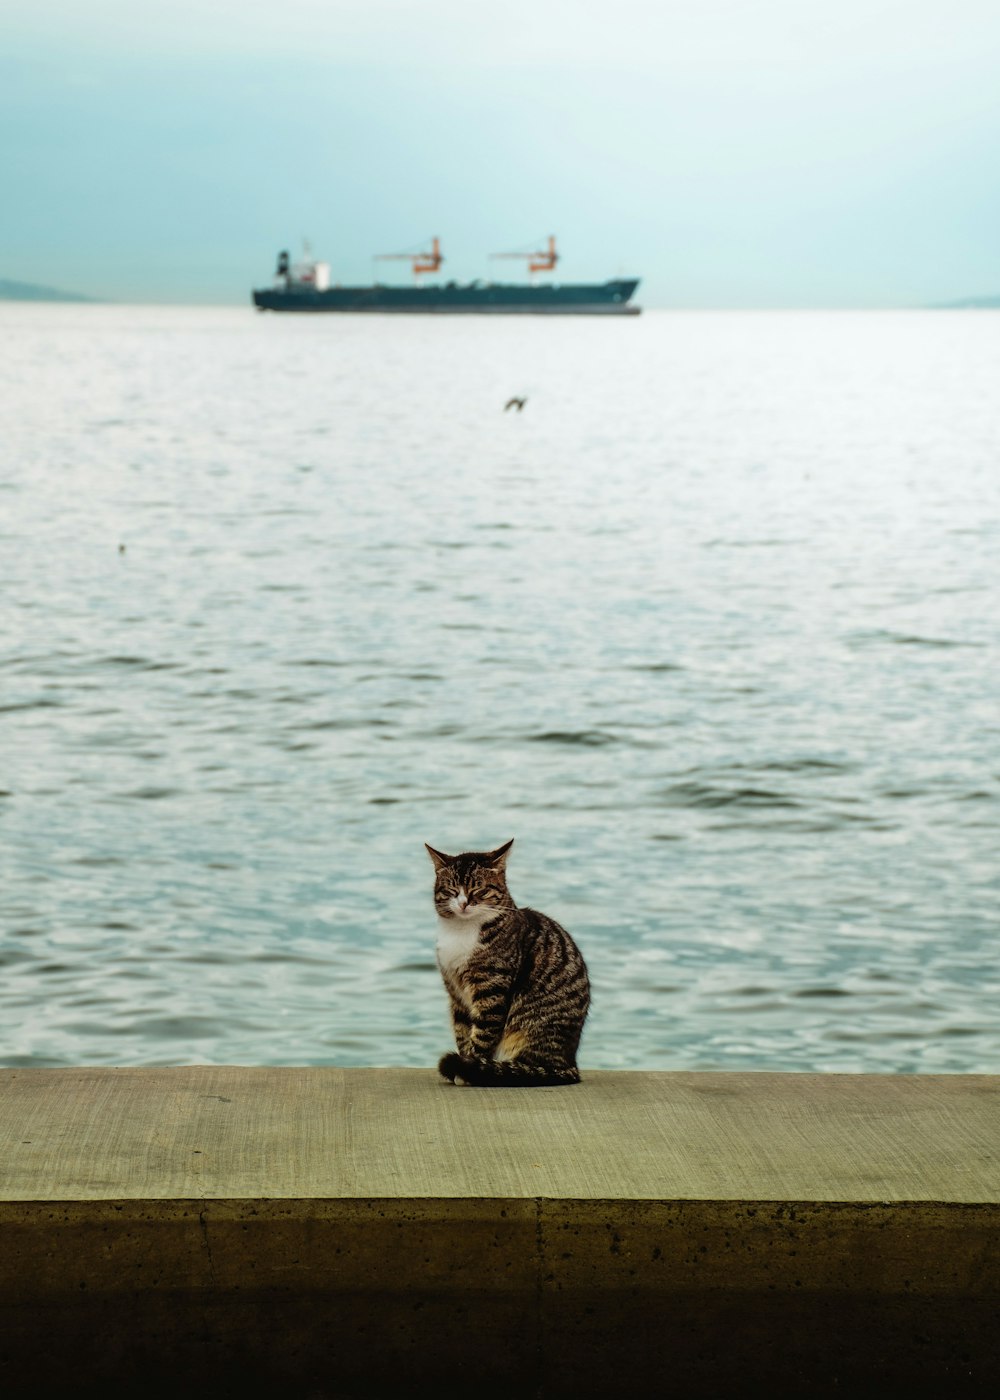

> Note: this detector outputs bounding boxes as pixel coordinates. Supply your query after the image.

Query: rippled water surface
[2,304,999,1072]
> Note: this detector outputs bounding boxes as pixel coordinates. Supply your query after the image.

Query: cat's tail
[438,1052,581,1087]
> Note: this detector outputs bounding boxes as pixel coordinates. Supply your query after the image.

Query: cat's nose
[456,894,469,911]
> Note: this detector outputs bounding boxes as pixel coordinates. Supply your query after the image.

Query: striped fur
[426,839,590,1088]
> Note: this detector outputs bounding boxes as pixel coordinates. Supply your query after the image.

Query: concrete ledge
[3,1068,1000,1395]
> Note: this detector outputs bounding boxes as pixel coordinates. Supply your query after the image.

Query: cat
[426,838,590,1086]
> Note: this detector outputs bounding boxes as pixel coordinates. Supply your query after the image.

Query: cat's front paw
[438,1052,466,1084]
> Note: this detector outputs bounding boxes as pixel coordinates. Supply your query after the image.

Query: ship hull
[252,279,640,315]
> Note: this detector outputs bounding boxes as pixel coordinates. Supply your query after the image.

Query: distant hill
[0,278,98,303]
[933,294,1000,309]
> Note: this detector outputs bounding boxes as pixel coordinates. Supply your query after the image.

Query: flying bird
[504,397,527,412]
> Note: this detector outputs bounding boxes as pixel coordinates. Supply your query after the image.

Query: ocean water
[2,303,999,1073]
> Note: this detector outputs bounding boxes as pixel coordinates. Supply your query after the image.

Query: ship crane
[489,235,559,273]
[374,237,443,275]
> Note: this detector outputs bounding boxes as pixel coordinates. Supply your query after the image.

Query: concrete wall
[3,1067,1000,1395]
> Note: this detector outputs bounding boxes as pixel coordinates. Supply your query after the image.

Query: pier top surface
[2,1066,999,1204]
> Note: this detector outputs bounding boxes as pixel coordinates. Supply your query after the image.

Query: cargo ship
[252,237,640,315]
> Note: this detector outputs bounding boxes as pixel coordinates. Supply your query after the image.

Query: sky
[3,0,1000,306]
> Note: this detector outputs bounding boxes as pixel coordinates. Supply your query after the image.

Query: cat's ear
[485,839,514,869]
[425,843,452,870]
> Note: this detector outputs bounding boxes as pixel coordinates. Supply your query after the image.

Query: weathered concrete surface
[2,1068,1000,1396]
[4,1066,1000,1201]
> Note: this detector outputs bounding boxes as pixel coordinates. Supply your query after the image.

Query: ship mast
[374,237,443,276]
[489,235,558,273]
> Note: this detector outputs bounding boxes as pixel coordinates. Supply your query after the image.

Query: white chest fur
[436,920,480,975]
[436,918,483,1009]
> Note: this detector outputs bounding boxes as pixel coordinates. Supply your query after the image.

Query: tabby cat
[427,839,590,1086]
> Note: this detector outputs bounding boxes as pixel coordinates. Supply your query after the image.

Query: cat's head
[425,839,515,922]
